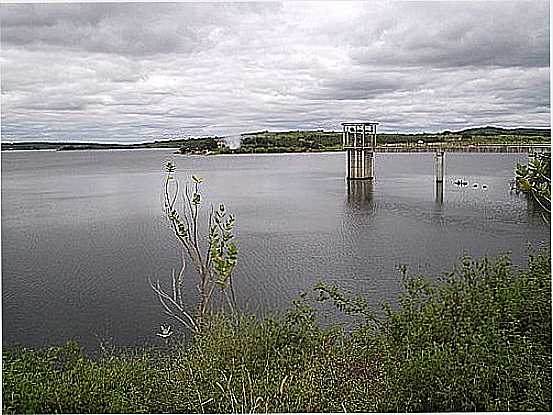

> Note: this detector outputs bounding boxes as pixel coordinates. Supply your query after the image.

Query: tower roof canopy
[341,122,379,126]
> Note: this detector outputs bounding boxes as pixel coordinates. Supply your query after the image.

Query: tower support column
[434,151,444,183]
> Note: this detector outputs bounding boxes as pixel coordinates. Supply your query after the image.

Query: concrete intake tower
[342,122,378,180]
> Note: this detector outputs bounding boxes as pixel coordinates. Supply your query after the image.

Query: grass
[3,251,551,413]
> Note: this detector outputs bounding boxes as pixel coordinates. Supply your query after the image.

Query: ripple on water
[1,150,548,350]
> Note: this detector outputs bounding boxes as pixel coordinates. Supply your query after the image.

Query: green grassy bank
[3,251,551,413]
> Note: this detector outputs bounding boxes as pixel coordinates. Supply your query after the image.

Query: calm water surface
[2,150,549,349]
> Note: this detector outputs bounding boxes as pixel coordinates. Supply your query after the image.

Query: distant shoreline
[2,146,551,157]
[2,126,550,153]
[1,147,177,153]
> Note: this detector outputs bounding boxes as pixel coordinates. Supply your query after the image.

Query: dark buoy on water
[482,184,488,189]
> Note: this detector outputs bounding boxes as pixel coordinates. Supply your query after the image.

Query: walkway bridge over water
[375,144,551,154]
[342,122,550,183]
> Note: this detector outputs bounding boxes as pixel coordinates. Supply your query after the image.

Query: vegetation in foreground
[3,251,551,413]
[516,152,551,220]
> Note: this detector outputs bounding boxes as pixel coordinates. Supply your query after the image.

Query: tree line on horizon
[2,126,550,152]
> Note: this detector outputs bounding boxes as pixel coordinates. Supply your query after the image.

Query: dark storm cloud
[0,1,549,142]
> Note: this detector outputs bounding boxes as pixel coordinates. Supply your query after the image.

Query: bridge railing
[374,143,551,153]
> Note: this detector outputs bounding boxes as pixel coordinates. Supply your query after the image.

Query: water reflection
[526,195,549,224]
[509,181,547,225]
[431,181,445,226]
[435,181,444,206]
[346,180,375,212]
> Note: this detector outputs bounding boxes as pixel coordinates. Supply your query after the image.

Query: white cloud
[0,1,549,142]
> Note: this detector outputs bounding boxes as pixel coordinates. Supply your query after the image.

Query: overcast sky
[0,1,550,142]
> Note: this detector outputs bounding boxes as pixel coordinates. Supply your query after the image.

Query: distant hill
[0,141,131,151]
[450,126,551,137]
[2,126,550,152]
[1,138,204,151]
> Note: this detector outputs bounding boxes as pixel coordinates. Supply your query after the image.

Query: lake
[1,150,549,350]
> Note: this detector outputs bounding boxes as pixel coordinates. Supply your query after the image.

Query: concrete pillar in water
[365,150,374,180]
[434,151,444,183]
[342,122,378,180]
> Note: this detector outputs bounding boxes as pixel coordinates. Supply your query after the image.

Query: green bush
[516,153,551,217]
[374,253,551,411]
[3,252,551,413]
[2,341,169,413]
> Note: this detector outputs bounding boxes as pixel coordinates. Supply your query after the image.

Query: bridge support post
[434,151,444,183]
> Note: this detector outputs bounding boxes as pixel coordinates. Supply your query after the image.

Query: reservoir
[1,150,549,350]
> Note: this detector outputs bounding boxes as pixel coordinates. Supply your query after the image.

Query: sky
[0,1,550,143]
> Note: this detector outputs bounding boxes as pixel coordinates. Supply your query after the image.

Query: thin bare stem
[149,277,199,333]
[155,164,239,335]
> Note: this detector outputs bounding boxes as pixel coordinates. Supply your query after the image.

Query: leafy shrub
[516,153,551,217]
[2,341,168,413]
[3,252,551,413]
[375,253,551,411]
